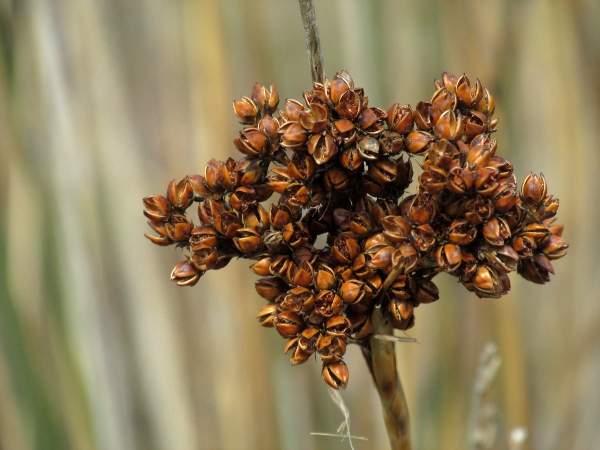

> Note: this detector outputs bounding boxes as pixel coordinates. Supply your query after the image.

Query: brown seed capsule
[281,286,314,313]
[390,275,416,300]
[331,236,360,264]
[315,264,336,290]
[339,280,367,304]
[233,96,259,125]
[409,194,436,225]
[299,103,328,134]
[255,277,287,302]
[214,211,242,239]
[464,197,494,224]
[389,298,414,330]
[448,219,478,246]
[281,99,306,122]
[256,302,278,327]
[480,244,519,273]
[336,88,364,121]
[273,311,305,338]
[521,173,547,207]
[471,265,503,298]
[143,195,172,221]
[482,217,511,246]
[434,109,463,141]
[317,335,347,363]
[165,215,192,242]
[542,235,568,260]
[379,131,405,155]
[286,260,314,287]
[167,178,194,210]
[435,244,463,273]
[250,257,272,276]
[323,166,349,192]
[406,130,434,154]
[298,327,321,354]
[455,75,483,107]
[327,70,353,105]
[413,101,439,131]
[518,254,554,284]
[391,243,418,274]
[420,169,447,194]
[325,316,351,337]
[170,260,202,287]
[279,121,308,148]
[387,104,414,134]
[322,361,349,390]
[313,290,343,318]
[512,235,536,259]
[347,313,372,340]
[414,278,439,304]
[357,137,380,160]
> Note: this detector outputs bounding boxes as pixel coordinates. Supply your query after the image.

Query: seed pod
[542,235,568,260]
[413,101,439,131]
[317,335,347,363]
[273,311,305,338]
[323,166,350,191]
[331,236,360,264]
[339,280,367,304]
[281,286,314,313]
[242,204,269,229]
[430,86,456,112]
[455,75,483,107]
[434,109,463,141]
[436,244,463,273]
[336,88,365,121]
[409,194,436,225]
[369,157,398,184]
[518,254,554,284]
[233,96,259,125]
[170,260,202,287]
[313,290,343,319]
[347,313,372,340]
[167,178,194,210]
[315,264,336,290]
[298,327,321,354]
[482,217,511,246]
[214,211,242,239]
[406,130,434,154]
[325,316,351,337]
[464,197,494,224]
[391,243,418,274]
[352,253,375,278]
[481,244,519,273]
[448,219,478,246]
[387,104,414,134]
[279,121,308,148]
[165,215,192,242]
[286,260,314,287]
[414,278,440,304]
[250,82,279,115]
[327,70,353,105]
[250,257,272,276]
[389,298,415,330]
[470,265,503,298]
[281,99,306,122]
[521,173,547,207]
[420,169,447,194]
[379,130,405,155]
[255,276,287,302]
[512,235,536,259]
[288,151,316,181]
[390,275,416,300]
[322,361,349,390]
[357,137,380,160]
[300,103,328,133]
[256,302,278,327]
[143,195,172,221]
[446,167,473,195]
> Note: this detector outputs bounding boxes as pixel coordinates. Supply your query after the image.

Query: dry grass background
[1,0,599,449]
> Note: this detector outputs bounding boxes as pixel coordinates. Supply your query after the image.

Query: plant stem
[362,305,412,450]
[298,0,325,84]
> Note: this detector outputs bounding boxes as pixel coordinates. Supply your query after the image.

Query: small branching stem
[298,0,325,84]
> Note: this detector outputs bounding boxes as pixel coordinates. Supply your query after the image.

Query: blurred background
[1,0,598,449]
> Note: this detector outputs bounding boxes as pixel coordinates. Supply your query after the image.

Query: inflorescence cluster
[143,71,568,389]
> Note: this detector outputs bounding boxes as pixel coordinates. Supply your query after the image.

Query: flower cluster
[143,71,568,389]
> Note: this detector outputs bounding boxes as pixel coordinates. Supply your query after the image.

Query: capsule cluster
[143,71,568,389]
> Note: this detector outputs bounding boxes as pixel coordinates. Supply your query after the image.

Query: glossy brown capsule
[273,311,305,338]
[322,361,349,390]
